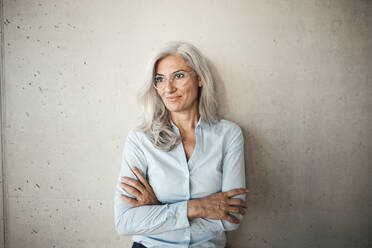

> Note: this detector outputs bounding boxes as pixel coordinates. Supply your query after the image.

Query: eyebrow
[155,69,187,76]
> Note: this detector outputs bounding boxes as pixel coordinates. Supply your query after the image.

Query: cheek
[186,87,199,101]
[183,83,199,97]
[158,92,168,102]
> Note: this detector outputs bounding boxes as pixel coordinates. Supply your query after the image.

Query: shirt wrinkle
[114,118,246,248]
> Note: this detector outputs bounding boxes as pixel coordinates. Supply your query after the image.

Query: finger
[131,167,150,189]
[228,198,247,208]
[228,206,246,216]
[120,194,138,206]
[223,213,240,224]
[225,188,249,198]
[121,176,146,193]
[120,182,141,197]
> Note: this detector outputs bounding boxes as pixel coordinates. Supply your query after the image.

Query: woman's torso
[129,118,243,247]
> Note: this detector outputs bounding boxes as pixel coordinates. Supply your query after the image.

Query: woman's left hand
[119,166,161,207]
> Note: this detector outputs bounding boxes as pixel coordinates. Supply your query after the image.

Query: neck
[170,104,200,131]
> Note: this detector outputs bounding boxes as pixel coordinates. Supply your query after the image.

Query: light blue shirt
[114,116,246,248]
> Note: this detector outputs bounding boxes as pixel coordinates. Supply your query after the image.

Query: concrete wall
[2,0,372,247]
[1,0,6,247]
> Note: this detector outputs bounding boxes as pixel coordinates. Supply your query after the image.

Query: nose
[163,77,176,92]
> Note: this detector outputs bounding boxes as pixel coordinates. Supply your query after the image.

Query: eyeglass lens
[154,71,192,89]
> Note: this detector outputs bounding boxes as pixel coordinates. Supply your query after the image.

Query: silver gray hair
[135,41,220,151]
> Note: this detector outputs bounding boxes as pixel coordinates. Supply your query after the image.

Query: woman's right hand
[188,188,248,224]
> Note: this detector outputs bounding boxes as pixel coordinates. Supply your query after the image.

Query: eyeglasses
[153,70,195,90]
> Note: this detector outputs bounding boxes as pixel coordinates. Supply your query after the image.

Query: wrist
[187,199,203,220]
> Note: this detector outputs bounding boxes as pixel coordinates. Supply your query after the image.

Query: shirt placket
[172,122,202,247]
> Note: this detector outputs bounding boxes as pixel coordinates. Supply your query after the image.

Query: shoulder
[126,128,155,151]
[122,129,149,159]
[127,127,149,141]
[211,119,244,151]
[211,119,243,137]
[218,119,242,132]
[124,128,146,148]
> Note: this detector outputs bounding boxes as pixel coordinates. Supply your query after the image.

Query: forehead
[155,54,191,73]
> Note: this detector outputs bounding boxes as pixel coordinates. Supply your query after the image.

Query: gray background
[1,0,372,247]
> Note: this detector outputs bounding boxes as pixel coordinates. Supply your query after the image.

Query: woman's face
[154,54,202,114]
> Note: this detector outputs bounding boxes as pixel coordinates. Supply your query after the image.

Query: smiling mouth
[167,96,181,101]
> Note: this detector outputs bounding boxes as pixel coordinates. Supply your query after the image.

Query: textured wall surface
[1,0,372,247]
[1,0,6,246]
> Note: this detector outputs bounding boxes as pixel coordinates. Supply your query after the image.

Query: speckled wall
[1,0,372,248]
[1,0,6,246]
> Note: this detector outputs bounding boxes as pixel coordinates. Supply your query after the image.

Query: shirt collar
[170,115,206,129]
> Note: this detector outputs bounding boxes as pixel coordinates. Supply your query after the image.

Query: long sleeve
[114,130,190,236]
[191,125,246,233]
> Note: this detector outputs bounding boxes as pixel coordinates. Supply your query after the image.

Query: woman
[114,41,248,248]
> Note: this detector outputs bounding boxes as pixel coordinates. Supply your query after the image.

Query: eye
[154,76,164,83]
[174,73,185,79]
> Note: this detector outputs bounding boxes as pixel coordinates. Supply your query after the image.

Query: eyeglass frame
[152,69,196,90]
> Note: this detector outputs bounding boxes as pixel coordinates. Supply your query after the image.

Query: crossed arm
[120,167,248,223]
[114,129,248,236]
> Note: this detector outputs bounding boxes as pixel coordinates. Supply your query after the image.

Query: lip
[166,96,181,101]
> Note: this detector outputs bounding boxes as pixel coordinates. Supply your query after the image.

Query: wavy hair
[135,41,220,151]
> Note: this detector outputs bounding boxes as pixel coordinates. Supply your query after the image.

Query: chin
[164,101,186,112]
[165,105,183,112]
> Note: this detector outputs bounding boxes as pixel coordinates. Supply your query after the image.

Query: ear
[198,76,203,87]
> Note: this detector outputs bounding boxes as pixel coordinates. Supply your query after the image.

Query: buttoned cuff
[167,200,190,229]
